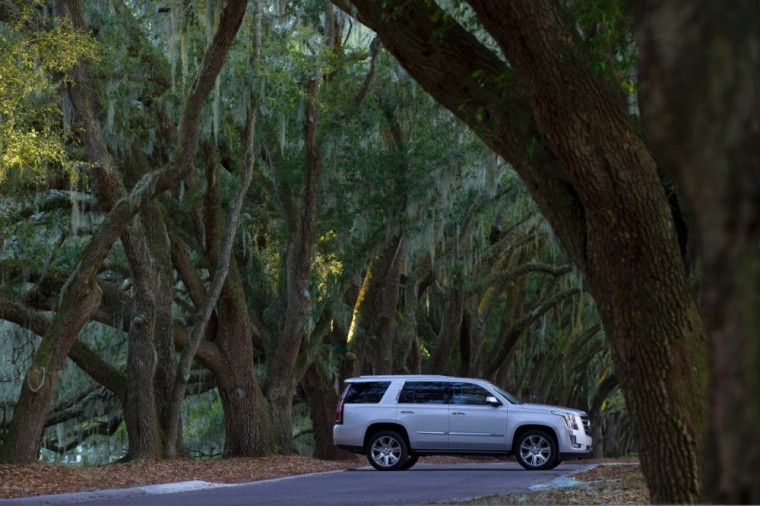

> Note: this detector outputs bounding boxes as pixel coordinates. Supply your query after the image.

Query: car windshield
[492,384,521,404]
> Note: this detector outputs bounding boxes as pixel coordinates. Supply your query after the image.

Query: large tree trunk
[121,149,178,460]
[396,271,426,374]
[206,264,272,456]
[632,2,760,502]
[464,2,709,501]
[300,362,355,460]
[425,284,464,374]
[373,237,403,375]
[122,231,163,460]
[124,148,177,450]
[342,1,709,502]
[143,207,177,452]
[195,240,271,457]
[0,283,102,463]
[212,304,272,457]
[193,114,270,456]
[171,231,273,457]
[347,261,378,375]
[349,237,404,375]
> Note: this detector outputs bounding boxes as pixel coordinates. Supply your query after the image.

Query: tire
[515,430,557,470]
[400,453,419,470]
[548,459,562,469]
[366,431,409,471]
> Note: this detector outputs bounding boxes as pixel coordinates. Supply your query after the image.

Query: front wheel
[366,431,409,471]
[515,430,558,470]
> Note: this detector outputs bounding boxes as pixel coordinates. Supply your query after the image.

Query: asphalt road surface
[3,462,593,505]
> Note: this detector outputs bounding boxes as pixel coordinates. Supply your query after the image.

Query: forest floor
[0,455,647,504]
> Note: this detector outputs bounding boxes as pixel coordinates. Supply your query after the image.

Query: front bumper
[558,425,593,459]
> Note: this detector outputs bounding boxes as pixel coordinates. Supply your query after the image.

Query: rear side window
[398,382,450,404]
[343,381,391,403]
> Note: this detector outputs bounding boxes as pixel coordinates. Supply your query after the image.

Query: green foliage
[569,0,637,94]
[0,2,97,186]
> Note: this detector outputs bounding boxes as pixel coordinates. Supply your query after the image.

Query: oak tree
[337,0,718,502]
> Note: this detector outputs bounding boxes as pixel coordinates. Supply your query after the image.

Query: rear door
[396,381,450,450]
[448,382,508,451]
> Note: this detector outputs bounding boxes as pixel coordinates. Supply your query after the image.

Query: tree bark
[373,237,403,375]
[425,283,464,375]
[348,236,405,375]
[347,261,376,375]
[122,280,162,460]
[215,316,272,458]
[169,208,274,457]
[0,283,102,463]
[143,207,177,452]
[300,362,355,460]
[631,2,760,502]
[342,1,709,502]
[123,148,178,453]
[396,271,424,373]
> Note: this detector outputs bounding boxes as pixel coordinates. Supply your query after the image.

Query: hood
[516,403,587,416]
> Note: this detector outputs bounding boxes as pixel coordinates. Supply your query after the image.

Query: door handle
[400,410,414,414]
[451,412,465,415]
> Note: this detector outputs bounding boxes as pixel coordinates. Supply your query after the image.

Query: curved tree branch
[485,287,580,378]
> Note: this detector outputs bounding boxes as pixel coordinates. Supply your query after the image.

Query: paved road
[2,462,592,505]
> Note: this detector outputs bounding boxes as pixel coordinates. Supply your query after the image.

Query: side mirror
[485,396,501,407]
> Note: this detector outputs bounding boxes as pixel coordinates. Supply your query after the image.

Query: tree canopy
[1,1,757,503]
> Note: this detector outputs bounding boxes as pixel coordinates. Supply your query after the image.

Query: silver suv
[333,375,592,471]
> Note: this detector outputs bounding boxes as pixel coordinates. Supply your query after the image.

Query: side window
[451,382,493,406]
[398,382,450,404]
[343,382,391,403]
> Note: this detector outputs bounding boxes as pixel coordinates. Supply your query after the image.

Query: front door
[448,382,508,451]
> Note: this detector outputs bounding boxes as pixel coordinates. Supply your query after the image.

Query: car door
[448,382,508,451]
[396,381,450,450]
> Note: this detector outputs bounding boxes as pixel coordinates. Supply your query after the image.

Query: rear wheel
[515,430,557,470]
[366,431,409,471]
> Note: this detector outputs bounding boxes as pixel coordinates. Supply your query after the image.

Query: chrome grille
[581,415,591,436]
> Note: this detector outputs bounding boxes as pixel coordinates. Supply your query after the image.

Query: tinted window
[343,381,390,403]
[398,382,450,404]
[451,382,494,405]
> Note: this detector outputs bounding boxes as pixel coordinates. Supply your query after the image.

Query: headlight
[552,411,579,430]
